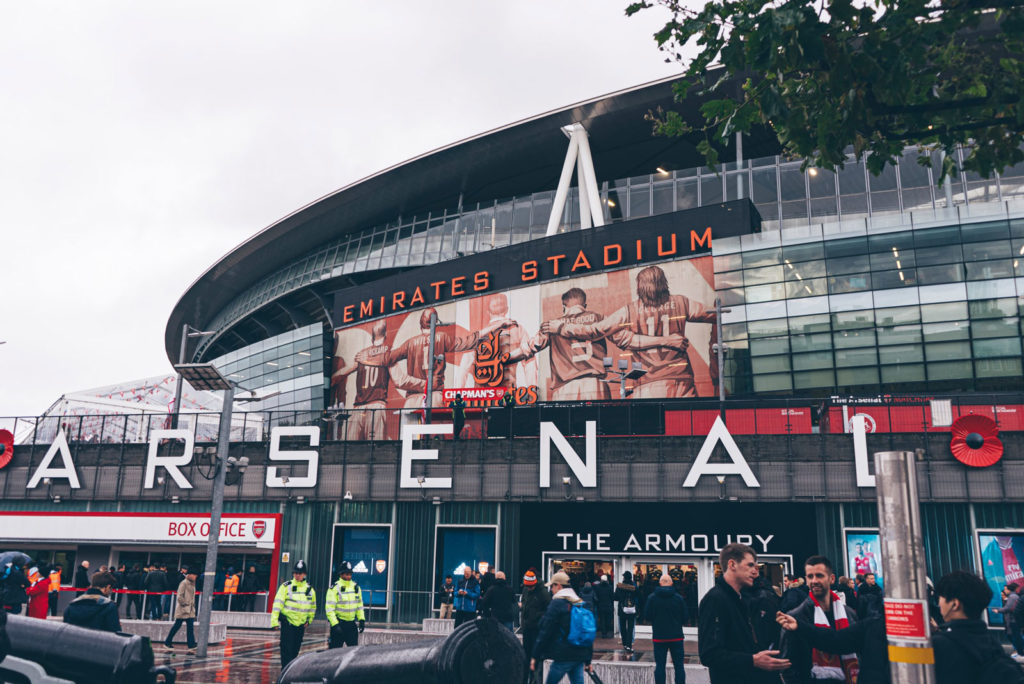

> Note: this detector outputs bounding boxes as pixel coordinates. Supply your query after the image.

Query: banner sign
[0,512,280,549]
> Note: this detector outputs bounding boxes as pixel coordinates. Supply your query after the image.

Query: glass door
[629,558,704,636]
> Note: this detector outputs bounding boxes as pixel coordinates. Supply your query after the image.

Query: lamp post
[601,357,646,398]
[171,325,216,429]
[173,363,272,658]
[424,312,453,425]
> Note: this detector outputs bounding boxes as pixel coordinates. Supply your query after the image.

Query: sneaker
[187,647,197,655]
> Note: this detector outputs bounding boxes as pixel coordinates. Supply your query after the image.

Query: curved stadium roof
[166,72,778,365]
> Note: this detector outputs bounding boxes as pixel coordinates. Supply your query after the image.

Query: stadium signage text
[22,415,879,492]
[553,531,776,553]
[332,201,759,326]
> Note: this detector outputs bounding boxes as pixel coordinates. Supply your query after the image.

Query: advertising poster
[979,533,1024,625]
[434,527,496,592]
[331,526,390,607]
[330,257,718,439]
[845,531,884,590]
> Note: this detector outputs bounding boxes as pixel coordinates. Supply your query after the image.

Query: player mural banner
[978,532,1024,625]
[330,257,719,440]
[845,530,884,589]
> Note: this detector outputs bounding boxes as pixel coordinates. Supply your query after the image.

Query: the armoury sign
[21,415,881,491]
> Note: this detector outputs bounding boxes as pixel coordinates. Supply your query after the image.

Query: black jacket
[794,616,888,684]
[932,618,1024,684]
[780,586,809,612]
[579,585,596,614]
[73,565,90,589]
[480,579,518,623]
[783,597,858,684]
[748,580,783,655]
[593,581,614,611]
[856,584,882,618]
[697,576,780,684]
[614,582,638,616]
[125,570,143,591]
[520,584,551,632]
[240,571,260,593]
[644,586,689,641]
[64,588,121,633]
[143,569,169,593]
[1,567,29,606]
[437,580,455,606]
[532,592,593,664]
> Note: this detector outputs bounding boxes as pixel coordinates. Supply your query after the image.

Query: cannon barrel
[0,613,175,684]
[279,618,524,684]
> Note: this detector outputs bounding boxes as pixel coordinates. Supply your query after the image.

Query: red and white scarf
[810,591,860,683]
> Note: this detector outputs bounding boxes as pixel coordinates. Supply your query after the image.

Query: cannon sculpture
[279,618,525,684]
[0,612,175,684]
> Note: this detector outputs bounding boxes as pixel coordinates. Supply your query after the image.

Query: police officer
[326,561,366,648]
[271,560,317,668]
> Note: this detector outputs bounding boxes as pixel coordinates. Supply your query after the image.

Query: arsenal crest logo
[375,560,387,574]
[252,520,267,539]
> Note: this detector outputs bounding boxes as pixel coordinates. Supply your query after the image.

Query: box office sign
[0,512,280,549]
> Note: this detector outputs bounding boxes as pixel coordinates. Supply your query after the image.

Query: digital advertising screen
[978,533,1024,625]
[435,527,496,591]
[845,530,884,590]
[330,257,718,439]
[331,525,391,608]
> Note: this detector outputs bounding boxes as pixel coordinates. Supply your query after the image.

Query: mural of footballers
[457,293,538,391]
[334,320,409,440]
[540,264,717,398]
[513,286,689,401]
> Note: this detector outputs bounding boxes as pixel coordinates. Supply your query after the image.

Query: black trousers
[598,608,613,637]
[454,610,476,627]
[329,620,359,648]
[127,594,143,618]
[279,621,306,667]
[48,591,59,617]
[165,618,196,648]
[522,627,539,683]
[453,416,465,440]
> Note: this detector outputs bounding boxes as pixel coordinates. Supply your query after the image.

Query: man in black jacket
[780,576,809,613]
[776,611,888,684]
[520,569,550,683]
[698,543,790,684]
[125,564,143,619]
[614,571,639,653]
[645,573,689,684]
[143,564,169,620]
[73,560,90,595]
[593,575,614,639]
[239,566,261,612]
[932,570,1024,684]
[480,571,518,630]
[856,574,882,618]
[1,563,29,615]
[64,571,121,633]
[531,571,593,683]
[783,555,858,684]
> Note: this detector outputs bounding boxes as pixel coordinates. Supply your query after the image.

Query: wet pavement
[159,624,699,683]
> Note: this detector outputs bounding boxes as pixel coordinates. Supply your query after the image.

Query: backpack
[567,601,597,647]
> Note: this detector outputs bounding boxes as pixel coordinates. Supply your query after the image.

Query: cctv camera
[343,491,354,501]
[561,477,571,485]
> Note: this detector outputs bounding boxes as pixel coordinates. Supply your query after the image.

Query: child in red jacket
[25,567,50,619]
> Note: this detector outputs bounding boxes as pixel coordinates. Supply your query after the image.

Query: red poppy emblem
[252,521,267,539]
[950,414,1003,467]
[0,430,13,470]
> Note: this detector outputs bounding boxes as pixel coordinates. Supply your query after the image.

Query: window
[435,527,496,592]
[973,338,1022,358]
[332,526,391,607]
[921,301,967,323]
[792,351,833,370]
[879,345,924,364]
[782,242,825,263]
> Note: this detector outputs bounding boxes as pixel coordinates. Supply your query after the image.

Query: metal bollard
[0,613,176,684]
[278,618,524,684]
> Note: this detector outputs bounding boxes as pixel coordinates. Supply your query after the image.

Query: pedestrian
[158,565,173,619]
[239,565,261,612]
[645,573,689,684]
[697,543,790,683]
[48,564,62,617]
[125,564,144,619]
[1,562,29,615]
[520,568,551,683]
[454,566,480,627]
[326,562,366,648]
[776,608,889,684]
[449,392,467,440]
[112,564,126,614]
[614,571,638,653]
[63,571,121,632]
[856,573,881,618]
[579,582,596,617]
[223,567,239,611]
[994,583,1023,656]
[437,574,455,620]
[213,566,227,611]
[271,560,317,668]
[1014,578,1024,656]
[782,555,858,684]
[73,560,90,595]
[780,575,809,613]
[25,567,49,619]
[163,568,198,653]
[530,571,595,684]
[143,563,169,620]
[480,570,517,630]
[835,576,856,607]
[932,570,1024,682]
[501,390,515,438]
[593,574,614,639]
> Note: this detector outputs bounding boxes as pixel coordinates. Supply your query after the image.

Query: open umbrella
[950,414,1003,467]
[0,552,32,568]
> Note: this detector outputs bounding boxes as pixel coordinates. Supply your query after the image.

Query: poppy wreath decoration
[949,414,1003,467]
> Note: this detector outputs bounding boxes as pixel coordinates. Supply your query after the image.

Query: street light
[173,362,271,658]
[171,325,217,429]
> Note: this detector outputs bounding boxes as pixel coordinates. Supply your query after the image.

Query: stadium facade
[3,75,1024,629]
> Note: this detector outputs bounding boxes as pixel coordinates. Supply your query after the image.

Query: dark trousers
[522,628,539,683]
[453,416,465,440]
[165,618,196,648]
[329,620,359,648]
[619,614,636,649]
[3,605,21,615]
[597,608,613,637]
[279,621,306,667]
[653,640,686,684]
[1007,623,1024,655]
[48,591,59,617]
[238,594,254,612]
[454,610,475,627]
[127,594,143,619]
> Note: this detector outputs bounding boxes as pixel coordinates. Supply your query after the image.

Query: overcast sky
[0,1,684,416]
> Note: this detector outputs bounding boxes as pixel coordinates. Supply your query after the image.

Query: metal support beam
[546,123,605,236]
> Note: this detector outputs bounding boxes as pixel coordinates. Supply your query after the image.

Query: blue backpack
[567,601,597,647]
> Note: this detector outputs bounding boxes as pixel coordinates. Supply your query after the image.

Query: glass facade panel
[922,321,969,341]
[879,345,924,364]
[881,363,925,382]
[920,301,967,322]
[924,341,970,361]
[794,369,836,388]
[837,367,879,386]
[973,337,1022,357]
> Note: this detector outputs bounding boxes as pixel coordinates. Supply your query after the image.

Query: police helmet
[293,560,307,574]
[339,561,353,575]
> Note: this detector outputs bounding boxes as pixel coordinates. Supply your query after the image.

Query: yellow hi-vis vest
[271,579,317,627]
[325,578,366,625]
